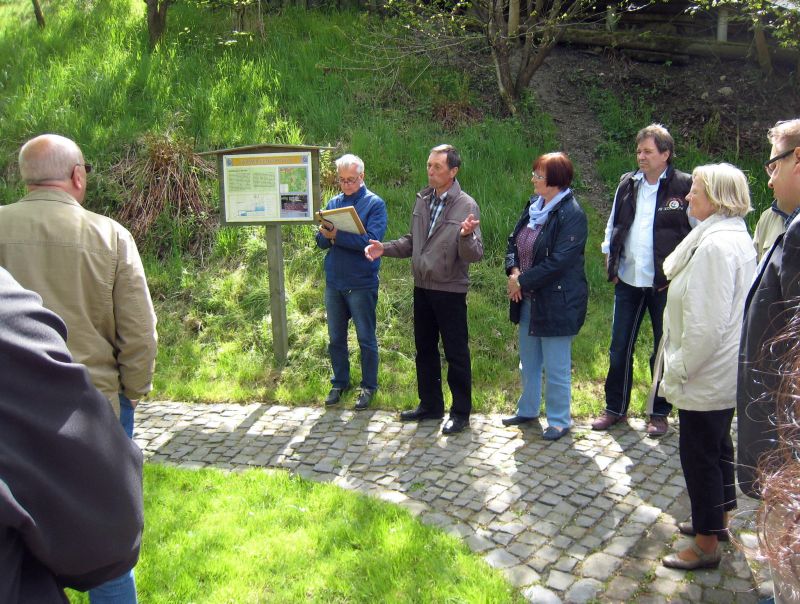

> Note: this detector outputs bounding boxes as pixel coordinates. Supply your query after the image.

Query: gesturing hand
[460,214,480,236]
[364,239,384,261]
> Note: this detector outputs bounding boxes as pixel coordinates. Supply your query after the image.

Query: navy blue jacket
[315,185,387,290]
[505,192,589,337]
[0,267,143,603]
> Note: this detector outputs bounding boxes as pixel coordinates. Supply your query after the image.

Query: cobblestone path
[136,402,770,603]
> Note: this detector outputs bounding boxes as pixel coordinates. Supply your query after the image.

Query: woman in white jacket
[659,163,757,571]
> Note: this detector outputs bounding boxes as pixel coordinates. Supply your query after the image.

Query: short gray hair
[335,153,364,175]
[19,134,83,184]
[691,163,752,218]
[768,119,800,153]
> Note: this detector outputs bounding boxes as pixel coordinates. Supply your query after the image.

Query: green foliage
[1,0,772,419]
[688,0,800,50]
[66,465,520,603]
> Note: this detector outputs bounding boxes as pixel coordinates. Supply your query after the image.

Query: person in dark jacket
[502,152,588,441]
[316,154,388,410]
[592,124,692,438]
[0,267,143,604]
[738,118,800,500]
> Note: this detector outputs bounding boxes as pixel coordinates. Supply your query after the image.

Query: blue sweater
[315,185,388,290]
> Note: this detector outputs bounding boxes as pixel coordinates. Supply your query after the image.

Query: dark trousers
[604,280,670,417]
[413,287,472,418]
[678,408,737,536]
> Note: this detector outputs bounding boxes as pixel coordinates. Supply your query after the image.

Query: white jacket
[658,214,756,411]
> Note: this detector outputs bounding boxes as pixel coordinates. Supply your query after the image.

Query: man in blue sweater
[316,154,388,410]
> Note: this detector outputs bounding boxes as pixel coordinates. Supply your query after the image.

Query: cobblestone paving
[136,402,772,603]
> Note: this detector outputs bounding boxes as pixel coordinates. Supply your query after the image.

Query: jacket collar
[341,184,368,205]
[663,214,746,279]
[21,188,81,207]
[421,178,462,202]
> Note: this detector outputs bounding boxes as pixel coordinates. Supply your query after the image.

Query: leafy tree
[688,0,799,74]
[386,0,632,115]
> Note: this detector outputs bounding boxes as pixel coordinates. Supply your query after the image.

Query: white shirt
[602,170,666,287]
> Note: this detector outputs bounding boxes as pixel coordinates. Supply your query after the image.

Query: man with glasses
[316,154,387,410]
[364,144,482,435]
[738,119,800,500]
[592,123,692,437]
[0,133,157,604]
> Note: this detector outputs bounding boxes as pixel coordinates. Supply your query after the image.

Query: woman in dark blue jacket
[502,152,589,440]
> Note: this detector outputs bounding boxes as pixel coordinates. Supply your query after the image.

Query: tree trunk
[488,1,517,115]
[144,0,170,48]
[753,19,773,75]
[32,0,45,28]
[508,0,519,40]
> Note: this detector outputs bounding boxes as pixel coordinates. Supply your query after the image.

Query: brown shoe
[646,415,669,437]
[591,412,627,431]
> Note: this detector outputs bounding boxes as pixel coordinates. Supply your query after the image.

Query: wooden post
[265,224,289,367]
[716,7,729,42]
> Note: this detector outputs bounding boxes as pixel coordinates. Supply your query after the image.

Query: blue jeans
[119,393,134,438]
[604,280,670,417]
[89,393,138,604]
[325,286,379,391]
[517,299,573,429]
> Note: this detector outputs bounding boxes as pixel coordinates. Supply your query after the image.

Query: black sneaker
[324,387,348,406]
[354,388,375,411]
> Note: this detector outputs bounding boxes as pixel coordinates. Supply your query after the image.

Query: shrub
[112,131,217,257]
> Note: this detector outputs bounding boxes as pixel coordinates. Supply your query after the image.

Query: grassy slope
[0,1,767,417]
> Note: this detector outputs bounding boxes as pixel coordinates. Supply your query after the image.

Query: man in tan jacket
[0,133,157,603]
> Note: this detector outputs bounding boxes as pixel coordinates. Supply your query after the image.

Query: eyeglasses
[531,172,546,181]
[337,176,361,186]
[75,163,93,174]
[765,147,796,176]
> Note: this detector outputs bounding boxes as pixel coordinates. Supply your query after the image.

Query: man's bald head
[19,134,87,202]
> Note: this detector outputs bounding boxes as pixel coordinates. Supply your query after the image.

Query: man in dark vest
[592,124,692,437]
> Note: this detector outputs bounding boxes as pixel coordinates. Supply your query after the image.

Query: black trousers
[604,281,670,417]
[678,408,737,536]
[413,287,472,418]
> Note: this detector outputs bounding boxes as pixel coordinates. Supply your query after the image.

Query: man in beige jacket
[0,133,157,603]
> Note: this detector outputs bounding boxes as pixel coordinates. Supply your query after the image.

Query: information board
[221,151,314,223]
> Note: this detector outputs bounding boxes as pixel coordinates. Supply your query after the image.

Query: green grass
[0,1,769,419]
[66,464,521,603]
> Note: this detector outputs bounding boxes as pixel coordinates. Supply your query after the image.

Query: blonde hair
[768,119,800,152]
[691,163,752,218]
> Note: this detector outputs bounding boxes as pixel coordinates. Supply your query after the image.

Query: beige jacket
[658,214,756,411]
[0,189,157,414]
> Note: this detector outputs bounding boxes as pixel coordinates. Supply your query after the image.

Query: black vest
[607,166,692,289]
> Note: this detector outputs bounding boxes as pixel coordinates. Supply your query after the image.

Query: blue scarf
[527,188,571,229]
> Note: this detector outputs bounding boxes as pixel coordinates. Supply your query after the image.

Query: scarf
[527,188,571,229]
